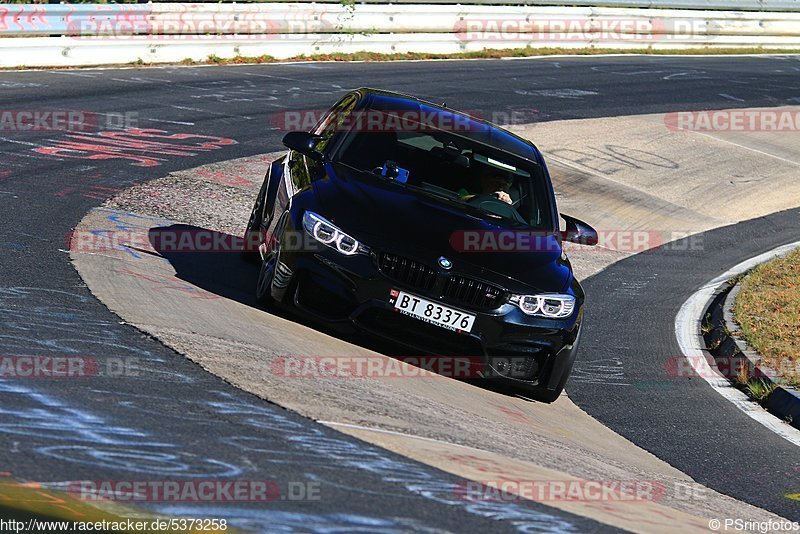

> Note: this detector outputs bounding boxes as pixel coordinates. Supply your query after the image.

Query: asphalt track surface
[1,55,799,529]
[574,208,800,521]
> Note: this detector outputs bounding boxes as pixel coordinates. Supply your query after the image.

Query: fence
[1,3,799,68]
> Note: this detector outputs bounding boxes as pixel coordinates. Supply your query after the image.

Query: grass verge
[163,46,800,67]
[183,47,800,65]
[0,475,226,533]
[9,45,800,70]
[734,248,800,387]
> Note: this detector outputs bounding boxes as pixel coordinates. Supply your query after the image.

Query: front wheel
[527,339,579,403]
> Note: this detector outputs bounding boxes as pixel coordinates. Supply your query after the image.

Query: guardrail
[1,3,799,68]
[255,0,800,10]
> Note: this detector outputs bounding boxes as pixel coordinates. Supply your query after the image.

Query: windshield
[332,116,553,230]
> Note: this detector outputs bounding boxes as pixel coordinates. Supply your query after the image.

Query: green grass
[170,46,800,67]
[734,248,800,385]
[743,378,778,402]
[7,45,799,70]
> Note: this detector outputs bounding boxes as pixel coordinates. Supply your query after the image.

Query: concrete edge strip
[5,52,800,73]
[64,111,800,527]
[70,196,730,530]
[674,239,800,448]
[319,420,483,449]
[319,421,716,533]
[719,283,800,427]
[67,210,719,532]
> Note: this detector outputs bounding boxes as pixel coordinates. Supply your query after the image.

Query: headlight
[302,211,367,256]
[509,294,575,319]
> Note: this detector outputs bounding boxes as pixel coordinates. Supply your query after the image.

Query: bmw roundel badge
[438,256,453,270]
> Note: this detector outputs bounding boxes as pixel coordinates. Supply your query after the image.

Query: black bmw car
[244,88,597,402]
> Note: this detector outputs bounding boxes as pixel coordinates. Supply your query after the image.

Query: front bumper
[274,230,583,388]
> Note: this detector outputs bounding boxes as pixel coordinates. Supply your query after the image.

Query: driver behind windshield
[458,166,513,205]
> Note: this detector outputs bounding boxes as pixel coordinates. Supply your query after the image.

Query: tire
[241,195,264,263]
[256,254,276,307]
[527,341,579,403]
[526,384,564,404]
[256,210,291,308]
[242,169,274,263]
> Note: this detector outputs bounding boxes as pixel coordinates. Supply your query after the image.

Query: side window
[289,150,312,191]
[290,93,359,191]
[312,92,359,156]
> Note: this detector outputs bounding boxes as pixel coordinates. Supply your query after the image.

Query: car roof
[354,87,542,164]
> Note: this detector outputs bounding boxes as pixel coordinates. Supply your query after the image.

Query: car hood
[312,163,571,293]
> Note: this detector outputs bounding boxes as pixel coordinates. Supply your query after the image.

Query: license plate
[388,289,476,333]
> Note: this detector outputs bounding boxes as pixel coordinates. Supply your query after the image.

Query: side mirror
[560,214,598,246]
[282,131,324,162]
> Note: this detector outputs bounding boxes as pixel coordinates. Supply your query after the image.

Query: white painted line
[502,53,800,61]
[147,118,196,126]
[674,240,800,448]
[0,137,45,147]
[546,152,727,227]
[51,71,96,78]
[514,88,599,99]
[679,128,800,168]
[718,93,746,102]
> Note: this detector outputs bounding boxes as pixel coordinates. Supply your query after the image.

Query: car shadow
[150,224,539,402]
[148,224,285,317]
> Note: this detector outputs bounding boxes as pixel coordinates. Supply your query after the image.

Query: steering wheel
[467,194,527,225]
